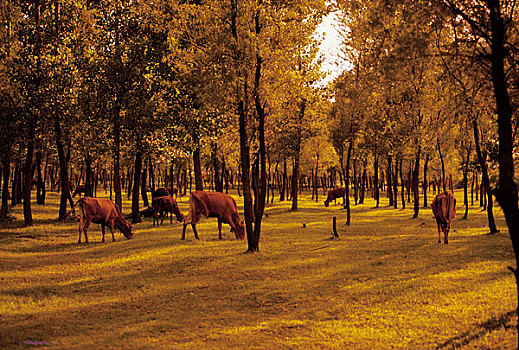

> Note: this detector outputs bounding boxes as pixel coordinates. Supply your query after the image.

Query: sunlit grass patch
[0,190,516,348]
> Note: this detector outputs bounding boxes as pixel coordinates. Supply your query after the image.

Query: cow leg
[101,224,106,243]
[153,212,158,226]
[191,223,200,240]
[160,212,166,225]
[109,220,116,242]
[83,220,90,244]
[182,223,188,240]
[218,219,223,239]
[78,217,84,244]
[170,210,173,225]
[444,228,449,244]
[437,222,442,244]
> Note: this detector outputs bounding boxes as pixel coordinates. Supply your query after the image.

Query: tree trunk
[113,104,123,211]
[412,146,421,218]
[374,152,379,208]
[193,140,204,191]
[54,116,72,220]
[473,120,498,233]
[36,150,44,205]
[22,122,36,226]
[423,153,429,208]
[387,155,393,207]
[131,150,142,223]
[484,2,519,346]
[393,156,398,209]
[141,165,148,207]
[437,138,446,192]
[463,143,472,219]
[85,155,93,197]
[399,158,405,209]
[1,152,10,218]
[359,160,366,204]
[345,140,352,225]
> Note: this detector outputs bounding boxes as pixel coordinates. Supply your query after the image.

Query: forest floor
[0,189,516,349]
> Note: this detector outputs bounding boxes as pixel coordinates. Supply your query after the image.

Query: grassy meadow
[0,189,517,349]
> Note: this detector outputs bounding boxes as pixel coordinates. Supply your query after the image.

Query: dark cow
[72,184,87,198]
[432,191,456,244]
[182,191,245,240]
[152,195,184,225]
[324,187,346,207]
[152,187,170,199]
[76,197,133,243]
[152,187,182,199]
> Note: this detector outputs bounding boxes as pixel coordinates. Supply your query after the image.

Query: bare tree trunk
[473,120,498,233]
[131,149,142,223]
[412,146,421,218]
[345,140,352,225]
[374,152,379,208]
[1,152,10,218]
[423,153,429,208]
[193,139,204,191]
[437,138,446,192]
[387,154,393,207]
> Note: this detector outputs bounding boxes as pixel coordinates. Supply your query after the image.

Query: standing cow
[324,187,346,207]
[76,197,133,243]
[432,191,456,244]
[152,195,184,225]
[182,191,245,240]
[72,184,87,197]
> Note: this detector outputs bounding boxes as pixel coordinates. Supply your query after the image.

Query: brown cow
[72,184,87,198]
[432,191,456,244]
[182,191,245,240]
[152,187,182,200]
[152,195,184,225]
[324,187,346,207]
[76,197,133,243]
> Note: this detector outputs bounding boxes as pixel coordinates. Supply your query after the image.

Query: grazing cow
[72,184,87,198]
[76,197,133,243]
[152,195,184,225]
[432,191,456,244]
[152,187,182,200]
[152,187,170,199]
[182,191,245,240]
[324,187,346,207]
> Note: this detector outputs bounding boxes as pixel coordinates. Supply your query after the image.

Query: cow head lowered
[182,191,246,240]
[324,187,346,207]
[432,191,456,244]
[77,197,134,243]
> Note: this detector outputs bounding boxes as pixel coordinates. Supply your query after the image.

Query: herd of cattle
[69,185,456,245]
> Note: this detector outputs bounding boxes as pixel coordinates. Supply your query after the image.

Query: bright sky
[314,9,350,87]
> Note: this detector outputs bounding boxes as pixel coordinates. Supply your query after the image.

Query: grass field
[0,190,517,349]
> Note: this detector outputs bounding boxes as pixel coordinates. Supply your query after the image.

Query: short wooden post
[332,216,339,238]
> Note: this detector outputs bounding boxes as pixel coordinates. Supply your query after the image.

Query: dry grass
[0,190,516,349]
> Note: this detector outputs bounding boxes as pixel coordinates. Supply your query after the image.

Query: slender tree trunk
[1,152,10,218]
[374,152,379,208]
[393,156,398,209]
[360,160,366,204]
[473,120,498,233]
[131,149,142,223]
[113,104,123,211]
[345,140,352,225]
[387,155,393,207]
[23,122,36,227]
[36,150,44,205]
[399,158,405,209]
[437,138,446,192]
[85,155,93,197]
[412,146,421,218]
[54,116,71,219]
[423,153,429,208]
[193,139,204,191]
[463,143,472,219]
[141,166,148,207]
